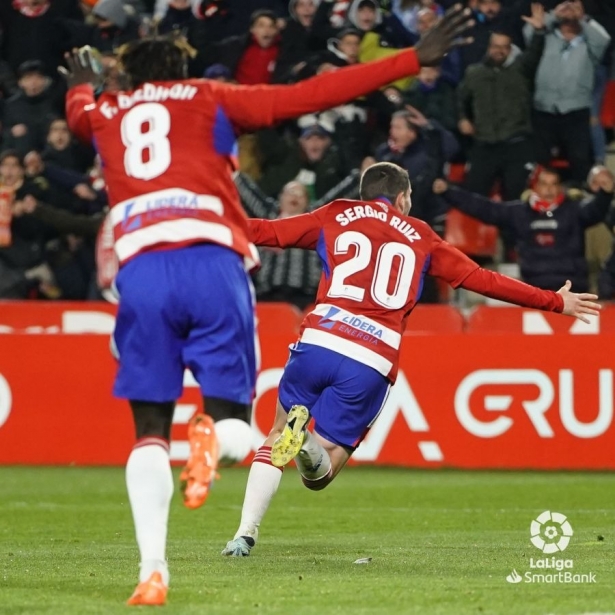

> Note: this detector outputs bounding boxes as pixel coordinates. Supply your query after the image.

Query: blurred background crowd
[0,0,614,307]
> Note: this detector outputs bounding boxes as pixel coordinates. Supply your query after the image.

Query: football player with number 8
[59,6,478,605]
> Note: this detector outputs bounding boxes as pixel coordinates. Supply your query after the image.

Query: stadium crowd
[0,0,614,303]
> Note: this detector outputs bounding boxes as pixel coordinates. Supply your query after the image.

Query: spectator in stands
[403,66,457,132]
[156,0,210,75]
[296,27,362,79]
[458,5,546,202]
[0,0,82,75]
[433,166,615,292]
[42,118,95,174]
[25,150,107,214]
[185,0,288,43]
[524,0,611,185]
[273,0,326,83]
[1,61,65,158]
[157,0,197,33]
[461,0,510,72]
[390,0,426,36]
[235,170,360,308]
[585,0,615,165]
[346,0,415,90]
[208,9,282,84]
[257,120,350,200]
[580,165,614,295]
[60,0,142,54]
[415,7,462,85]
[368,106,458,233]
[0,150,59,298]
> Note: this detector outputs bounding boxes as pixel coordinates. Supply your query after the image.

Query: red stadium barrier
[0,303,612,469]
[404,305,464,334]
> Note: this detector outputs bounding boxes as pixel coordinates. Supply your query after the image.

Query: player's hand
[557,280,601,323]
[415,4,474,67]
[58,46,102,90]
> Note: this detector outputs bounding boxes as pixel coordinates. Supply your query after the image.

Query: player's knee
[215,418,254,465]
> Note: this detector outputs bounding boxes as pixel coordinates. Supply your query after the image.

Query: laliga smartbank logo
[530,510,573,554]
[505,511,596,585]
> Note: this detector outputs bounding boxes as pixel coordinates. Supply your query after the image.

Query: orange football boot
[126,572,167,606]
[180,413,219,509]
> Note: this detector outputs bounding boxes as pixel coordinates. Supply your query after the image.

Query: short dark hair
[250,9,276,27]
[360,162,409,203]
[17,60,46,79]
[118,36,189,88]
[538,166,561,181]
[489,30,513,42]
[0,149,24,167]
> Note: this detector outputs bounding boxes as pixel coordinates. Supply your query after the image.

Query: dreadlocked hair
[116,34,196,89]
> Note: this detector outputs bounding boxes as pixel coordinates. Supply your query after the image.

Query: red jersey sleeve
[213,49,420,131]
[428,235,480,287]
[428,236,564,313]
[65,85,96,143]
[248,210,325,250]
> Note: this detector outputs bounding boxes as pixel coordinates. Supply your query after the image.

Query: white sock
[215,418,255,465]
[126,438,173,585]
[234,446,283,542]
[296,430,331,481]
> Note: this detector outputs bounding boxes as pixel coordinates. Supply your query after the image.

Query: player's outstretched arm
[248,211,324,250]
[428,239,601,321]
[58,47,101,144]
[557,280,602,323]
[216,5,473,129]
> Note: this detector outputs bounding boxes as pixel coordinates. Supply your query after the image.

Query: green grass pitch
[1,467,614,615]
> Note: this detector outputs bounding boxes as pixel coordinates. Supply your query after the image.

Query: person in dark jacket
[458,4,546,201]
[59,0,141,55]
[433,166,615,292]
[369,106,458,232]
[41,118,95,174]
[1,61,65,157]
[403,66,458,132]
[0,0,82,75]
[273,0,329,83]
[188,0,288,43]
[257,122,350,200]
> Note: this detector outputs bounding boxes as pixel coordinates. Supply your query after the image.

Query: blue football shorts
[112,244,257,404]
[277,342,390,449]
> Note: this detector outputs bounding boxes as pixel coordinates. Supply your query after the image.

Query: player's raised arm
[248,210,325,250]
[58,47,101,143]
[428,239,601,321]
[215,5,473,130]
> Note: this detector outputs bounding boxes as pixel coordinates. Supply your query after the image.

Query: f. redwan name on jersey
[98,83,198,119]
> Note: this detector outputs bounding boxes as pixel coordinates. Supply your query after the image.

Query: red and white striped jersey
[64,49,421,267]
[249,198,563,382]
